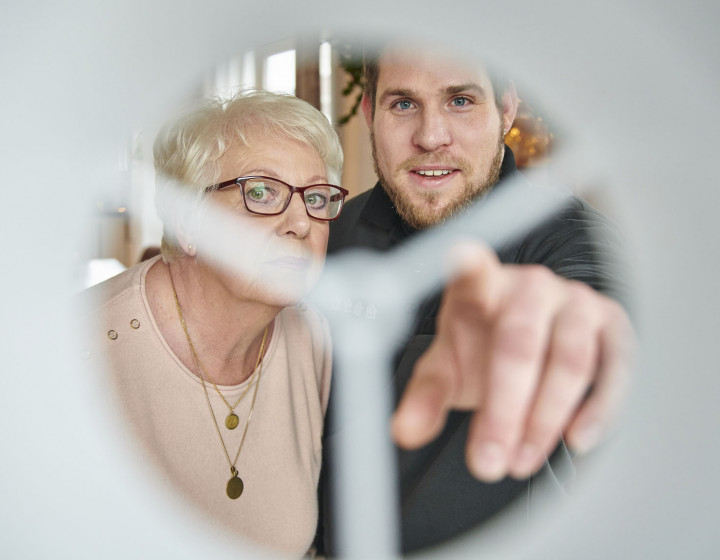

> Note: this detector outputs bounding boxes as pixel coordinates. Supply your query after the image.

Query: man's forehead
[376,45,492,93]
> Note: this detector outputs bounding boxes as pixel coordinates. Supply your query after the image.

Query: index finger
[392,242,499,448]
[465,266,564,481]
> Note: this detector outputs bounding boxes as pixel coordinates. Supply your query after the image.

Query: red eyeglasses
[206,176,348,221]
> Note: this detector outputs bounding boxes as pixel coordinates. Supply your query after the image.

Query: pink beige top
[78,257,331,556]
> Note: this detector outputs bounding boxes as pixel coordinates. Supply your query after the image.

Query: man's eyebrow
[444,83,489,98]
[378,88,415,104]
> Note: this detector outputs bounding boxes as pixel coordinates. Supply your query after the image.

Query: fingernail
[513,442,539,477]
[472,442,506,481]
[573,422,602,454]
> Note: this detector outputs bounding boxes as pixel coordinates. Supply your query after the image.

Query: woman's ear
[172,209,198,257]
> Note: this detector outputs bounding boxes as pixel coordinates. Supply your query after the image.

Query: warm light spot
[505,99,554,169]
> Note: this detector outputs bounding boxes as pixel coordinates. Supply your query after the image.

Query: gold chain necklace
[171,281,269,499]
[176,295,268,430]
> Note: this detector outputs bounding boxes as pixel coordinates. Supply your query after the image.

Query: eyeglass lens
[243,178,344,220]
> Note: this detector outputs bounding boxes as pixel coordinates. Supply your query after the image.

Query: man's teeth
[416,169,452,177]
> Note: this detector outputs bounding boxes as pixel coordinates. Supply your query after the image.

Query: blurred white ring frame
[6,2,720,560]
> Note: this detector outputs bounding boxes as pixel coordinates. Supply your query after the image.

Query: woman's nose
[280,193,311,238]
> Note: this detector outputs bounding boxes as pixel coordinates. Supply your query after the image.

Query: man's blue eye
[452,97,470,107]
[396,100,412,110]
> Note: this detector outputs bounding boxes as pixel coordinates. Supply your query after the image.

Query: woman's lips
[266,256,311,270]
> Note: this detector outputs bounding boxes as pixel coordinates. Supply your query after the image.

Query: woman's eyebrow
[243,171,329,186]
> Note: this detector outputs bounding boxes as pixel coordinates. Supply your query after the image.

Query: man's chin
[393,195,461,229]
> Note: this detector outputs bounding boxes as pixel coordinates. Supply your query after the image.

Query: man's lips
[412,168,456,177]
[408,167,460,184]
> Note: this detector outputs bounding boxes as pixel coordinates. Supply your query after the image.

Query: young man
[320,43,633,553]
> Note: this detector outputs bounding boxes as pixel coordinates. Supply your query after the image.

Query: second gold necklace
[172,282,269,499]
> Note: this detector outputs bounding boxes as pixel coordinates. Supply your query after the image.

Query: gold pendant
[225,413,239,430]
[227,474,244,499]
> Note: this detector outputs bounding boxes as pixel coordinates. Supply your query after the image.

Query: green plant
[334,40,364,126]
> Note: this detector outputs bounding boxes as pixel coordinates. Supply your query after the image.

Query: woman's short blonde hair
[153,90,344,263]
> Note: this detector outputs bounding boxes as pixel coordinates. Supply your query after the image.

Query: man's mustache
[398,154,472,174]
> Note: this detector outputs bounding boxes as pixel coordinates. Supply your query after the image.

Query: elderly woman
[80,91,346,556]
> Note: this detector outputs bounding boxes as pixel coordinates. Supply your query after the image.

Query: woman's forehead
[219,133,325,182]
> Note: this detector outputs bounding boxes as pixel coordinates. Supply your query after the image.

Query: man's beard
[370,126,505,230]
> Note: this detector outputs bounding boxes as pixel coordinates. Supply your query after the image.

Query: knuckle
[481,410,522,438]
[553,333,595,377]
[556,344,595,378]
[494,320,544,362]
[519,265,555,290]
[566,280,596,302]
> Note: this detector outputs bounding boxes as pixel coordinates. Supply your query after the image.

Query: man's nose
[412,106,452,151]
